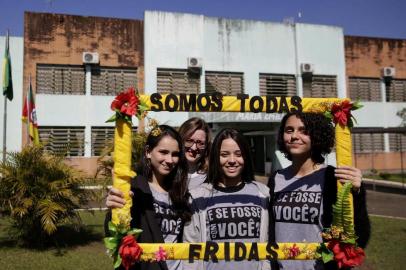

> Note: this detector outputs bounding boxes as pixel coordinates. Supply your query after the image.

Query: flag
[22,79,40,145]
[2,32,13,101]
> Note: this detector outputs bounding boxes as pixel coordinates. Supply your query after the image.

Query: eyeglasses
[184,139,206,149]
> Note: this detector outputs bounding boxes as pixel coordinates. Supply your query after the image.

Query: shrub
[378,172,391,180]
[0,145,89,246]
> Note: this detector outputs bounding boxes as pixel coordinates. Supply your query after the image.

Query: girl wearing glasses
[183,128,270,270]
[105,125,191,270]
[179,117,211,189]
[268,112,370,270]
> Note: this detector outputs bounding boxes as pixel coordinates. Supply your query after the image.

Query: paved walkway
[366,190,406,219]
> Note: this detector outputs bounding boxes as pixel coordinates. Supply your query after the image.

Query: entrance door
[249,136,265,174]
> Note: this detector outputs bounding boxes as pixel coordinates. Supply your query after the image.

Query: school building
[0,11,405,175]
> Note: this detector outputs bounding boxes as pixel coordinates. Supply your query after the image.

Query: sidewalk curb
[254,175,406,195]
[363,178,406,195]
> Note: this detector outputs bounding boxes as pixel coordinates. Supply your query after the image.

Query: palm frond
[332,182,355,238]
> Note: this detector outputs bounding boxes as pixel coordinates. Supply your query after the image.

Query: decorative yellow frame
[112,95,354,261]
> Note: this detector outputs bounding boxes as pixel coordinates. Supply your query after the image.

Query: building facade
[23,12,144,174]
[347,36,406,172]
[1,11,405,175]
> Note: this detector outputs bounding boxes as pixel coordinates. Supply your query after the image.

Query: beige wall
[345,36,406,79]
[354,152,406,173]
[23,12,144,176]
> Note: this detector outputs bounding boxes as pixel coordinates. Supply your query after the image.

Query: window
[352,133,385,153]
[303,75,337,98]
[91,126,139,156]
[205,71,244,95]
[91,67,137,96]
[157,69,200,94]
[91,127,115,156]
[39,127,85,156]
[349,77,381,101]
[37,64,85,95]
[259,73,296,96]
[386,79,406,102]
[389,133,406,152]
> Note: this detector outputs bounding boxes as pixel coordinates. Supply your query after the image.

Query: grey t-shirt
[274,167,326,270]
[149,183,182,270]
[184,182,270,270]
[187,171,207,190]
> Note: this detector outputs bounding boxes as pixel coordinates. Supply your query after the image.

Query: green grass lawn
[0,211,112,270]
[1,213,405,269]
[359,216,406,270]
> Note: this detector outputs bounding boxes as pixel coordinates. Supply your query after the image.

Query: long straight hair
[207,128,255,186]
[178,117,211,172]
[141,125,191,221]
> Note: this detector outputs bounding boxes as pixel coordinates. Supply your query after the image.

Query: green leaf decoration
[106,114,117,123]
[317,243,334,263]
[114,255,122,269]
[104,237,119,250]
[324,111,333,119]
[332,182,355,238]
[342,238,356,245]
[128,228,143,236]
[108,221,118,233]
[352,101,363,110]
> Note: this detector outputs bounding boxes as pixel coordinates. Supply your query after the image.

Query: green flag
[2,32,13,101]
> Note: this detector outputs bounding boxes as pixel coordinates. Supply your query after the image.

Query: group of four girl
[106,113,370,270]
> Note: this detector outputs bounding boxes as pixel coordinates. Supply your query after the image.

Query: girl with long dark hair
[106,125,191,270]
[183,128,271,270]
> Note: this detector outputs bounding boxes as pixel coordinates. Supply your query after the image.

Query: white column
[384,133,390,152]
[380,79,386,103]
[380,79,390,152]
[293,23,303,97]
[84,65,92,157]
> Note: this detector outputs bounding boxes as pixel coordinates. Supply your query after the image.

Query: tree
[0,146,89,246]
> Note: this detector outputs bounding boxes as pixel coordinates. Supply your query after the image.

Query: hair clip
[150,127,162,137]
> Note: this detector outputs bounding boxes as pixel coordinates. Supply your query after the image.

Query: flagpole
[27,75,31,145]
[2,87,6,161]
[2,30,9,162]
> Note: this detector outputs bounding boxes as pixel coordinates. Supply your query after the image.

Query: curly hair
[277,112,335,163]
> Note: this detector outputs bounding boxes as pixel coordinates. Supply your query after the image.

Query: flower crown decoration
[324,100,363,128]
[316,183,365,268]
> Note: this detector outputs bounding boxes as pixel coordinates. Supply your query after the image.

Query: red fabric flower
[155,246,168,262]
[288,244,301,258]
[331,100,353,126]
[111,88,139,117]
[328,240,365,268]
[119,235,143,270]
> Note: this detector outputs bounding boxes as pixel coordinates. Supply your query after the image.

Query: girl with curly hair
[268,112,370,270]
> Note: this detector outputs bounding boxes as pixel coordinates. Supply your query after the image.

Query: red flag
[22,79,40,145]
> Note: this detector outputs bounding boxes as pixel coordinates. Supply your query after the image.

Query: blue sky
[1,0,405,39]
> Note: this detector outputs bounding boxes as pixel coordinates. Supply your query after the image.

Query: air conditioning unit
[382,67,395,78]
[83,52,99,64]
[187,57,202,69]
[301,63,314,74]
